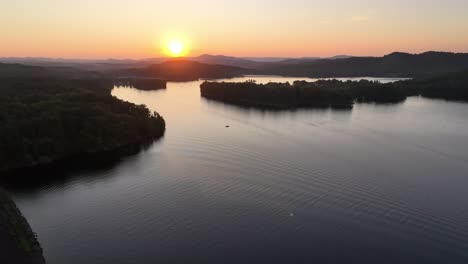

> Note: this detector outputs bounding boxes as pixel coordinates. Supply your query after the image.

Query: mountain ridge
[3,51,468,78]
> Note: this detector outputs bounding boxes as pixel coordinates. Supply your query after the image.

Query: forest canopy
[201,79,407,109]
[200,70,468,109]
[0,65,166,173]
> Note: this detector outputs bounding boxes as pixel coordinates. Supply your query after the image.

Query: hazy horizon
[2,0,468,59]
[1,50,467,62]
[2,1,468,263]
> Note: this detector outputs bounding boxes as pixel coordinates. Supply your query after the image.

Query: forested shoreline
[0,68,166,174]
[2,62,468,172]
[113,78,167,90]
[200,71,468,109]
[201,79,406,109]
[0,189,45,264]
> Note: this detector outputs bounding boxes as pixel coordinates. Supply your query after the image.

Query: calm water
[11,76,468,264]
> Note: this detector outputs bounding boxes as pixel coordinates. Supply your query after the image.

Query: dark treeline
[0,188,45,263]
[201,79,407,109]
[0,64,166,173]
[200,70,468,109]
[114,78,167,91]
[115,60,249,81]
[403,70,468,101]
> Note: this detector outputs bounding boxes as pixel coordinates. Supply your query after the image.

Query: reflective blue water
[12,77,468,264]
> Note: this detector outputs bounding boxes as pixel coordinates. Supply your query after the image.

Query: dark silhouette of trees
[0,189,45,263]
[403,70,468,101]
[0,74,165,173]
[114,78,167,90]
[201,70,468,109]
[201,79,407,109]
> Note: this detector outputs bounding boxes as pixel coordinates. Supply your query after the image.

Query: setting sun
[167,39,186,57]
[3,1,468,264]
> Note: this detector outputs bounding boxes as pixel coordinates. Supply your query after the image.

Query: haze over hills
[191,55,266,69]
[115,51,468,80]
[0,62,103,79]
[257,51,468,78]
[2,51,468,79]
[189,55,349,68]
[0,54,348,70]
[0,55,320,70]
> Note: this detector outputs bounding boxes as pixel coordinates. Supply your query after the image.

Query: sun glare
[167,39,186,57]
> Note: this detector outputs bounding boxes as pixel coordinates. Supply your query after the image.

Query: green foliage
[0,77,165,172]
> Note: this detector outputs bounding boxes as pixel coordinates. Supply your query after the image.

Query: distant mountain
[4,51,468,79]
[190,54,264,69]
[115,60,250,81]
[259,56,349,65]
[326,55,352,60]
[190,55,347,68]
[273,58,320,65]
[0,55,264,70]
[242,57,291,62]
[259,51,468,78]
[0,63,49,78]
[191,55,330,67]
[0,62,102,79]
[0,57,149,72]
[0,57,139,65]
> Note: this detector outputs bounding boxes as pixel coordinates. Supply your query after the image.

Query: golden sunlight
[166,39,186,57]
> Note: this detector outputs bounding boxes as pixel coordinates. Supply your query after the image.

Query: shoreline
[0,135,164,189]
[0,189,45,264]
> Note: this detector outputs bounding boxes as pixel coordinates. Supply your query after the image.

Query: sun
[167,39,186,57]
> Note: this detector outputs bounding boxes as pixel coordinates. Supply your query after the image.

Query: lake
[11,76,468,263]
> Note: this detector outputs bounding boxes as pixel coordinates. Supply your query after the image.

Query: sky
[1,0,468,59]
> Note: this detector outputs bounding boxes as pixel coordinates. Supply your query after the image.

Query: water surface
[12,76,468,264]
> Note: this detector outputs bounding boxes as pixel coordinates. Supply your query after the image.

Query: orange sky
[1,0,468,59]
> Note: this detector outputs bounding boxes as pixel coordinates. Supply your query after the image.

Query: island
[114,78,167,91]
[201,79,407,109]
[200,71,468,109]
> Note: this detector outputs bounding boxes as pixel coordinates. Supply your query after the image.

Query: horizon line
[1,50,468,61]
